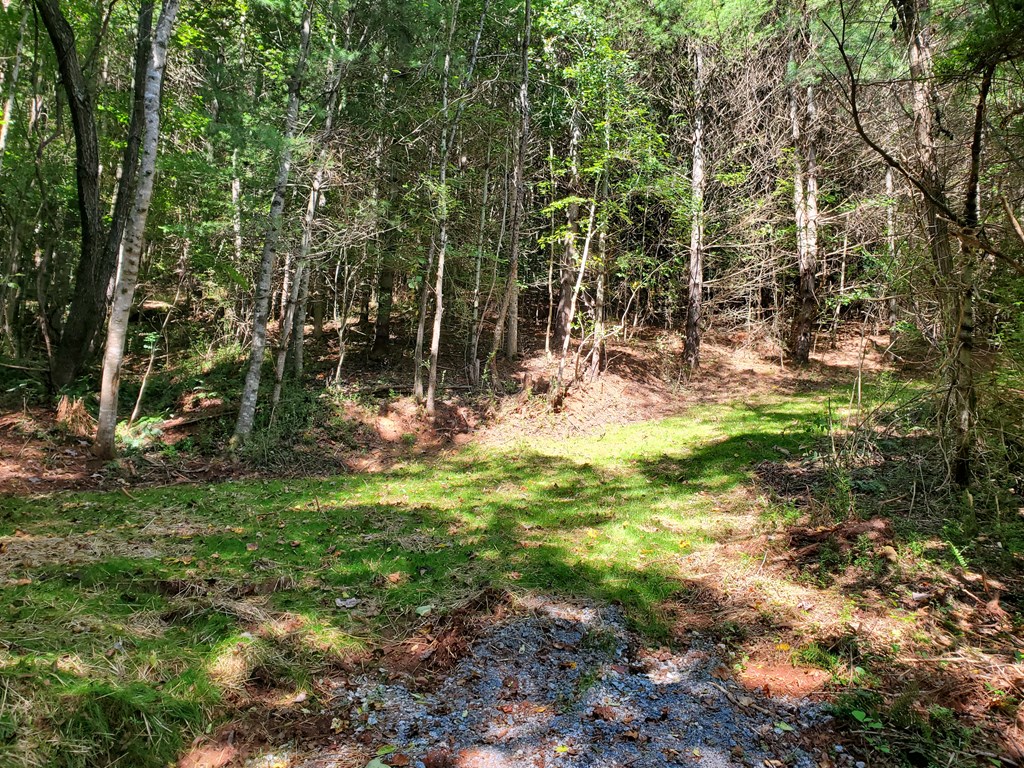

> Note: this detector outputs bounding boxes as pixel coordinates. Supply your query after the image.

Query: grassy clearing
[1,378,1020,767]
[0,393,826,767]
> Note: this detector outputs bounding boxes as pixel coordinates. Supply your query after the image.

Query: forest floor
[1,328,1022,768]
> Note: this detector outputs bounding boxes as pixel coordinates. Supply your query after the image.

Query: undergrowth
[757,373,1024,767]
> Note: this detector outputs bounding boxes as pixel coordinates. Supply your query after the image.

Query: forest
[1,0,1024,766]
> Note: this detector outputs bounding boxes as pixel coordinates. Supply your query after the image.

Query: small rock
[422,747,452,768]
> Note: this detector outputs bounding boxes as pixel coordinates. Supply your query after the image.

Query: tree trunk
[413,238,436,402]
[554,108,581,352]
[94,0,179,459]
[1,224,22,354]
[950,66,992,487]
[555,198,597,391]
[291,262,311,377]
[0,4,29,171]
[790,81,818,364]
[279,253,294,333]
[885,166,900,348]
[311,271,325,340]
[35,0,145,388]
[357,278,371,328]
[333,253,365,381]
[544,144,555,357]
[372,265,395,357]
[590,87,614,377]
[425,222,447,414]
[788,64,818,365]
[682,43,705,372]
[426,0,489,404]
[505,282,518,359]
[491,0,531,369]
[270,261,303,415]
[232,0,313,447]
[426,12,455,417]
[277,57,345,402]
[468,154,490,385]
[34,238,57,363]
[898,0,953,338]
[554,202,577,351]
[229,147,245,339]
[470,140,509,386]
[590,251,605,379]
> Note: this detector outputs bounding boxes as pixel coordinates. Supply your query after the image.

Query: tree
[94,0,180,459]
[232,0,315,447]
[34,0,152,388]
[788,31,820,365]
[826,0,1024,485]
[682,41,706,371]
[490,0,531,369]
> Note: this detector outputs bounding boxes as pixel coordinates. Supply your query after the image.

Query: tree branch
[822,4,1024,278]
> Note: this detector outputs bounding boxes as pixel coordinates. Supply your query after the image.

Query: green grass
[0,387,934,767]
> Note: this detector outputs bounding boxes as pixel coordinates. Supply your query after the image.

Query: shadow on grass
[0,400,834,768]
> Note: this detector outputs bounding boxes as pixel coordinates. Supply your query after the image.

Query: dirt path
[278,598,845,768]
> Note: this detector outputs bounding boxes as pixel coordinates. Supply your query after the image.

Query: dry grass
[55,397,95,438]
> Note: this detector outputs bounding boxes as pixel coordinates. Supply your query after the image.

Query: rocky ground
[288,597,850,768]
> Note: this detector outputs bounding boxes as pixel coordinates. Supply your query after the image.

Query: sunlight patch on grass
[0,391,838,767]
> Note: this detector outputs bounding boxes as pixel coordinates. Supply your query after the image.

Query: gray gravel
[303,596,837,768]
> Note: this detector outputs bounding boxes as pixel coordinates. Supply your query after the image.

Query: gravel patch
[301,596,833,768]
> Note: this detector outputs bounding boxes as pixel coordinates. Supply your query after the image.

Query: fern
[946,541,969,569]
